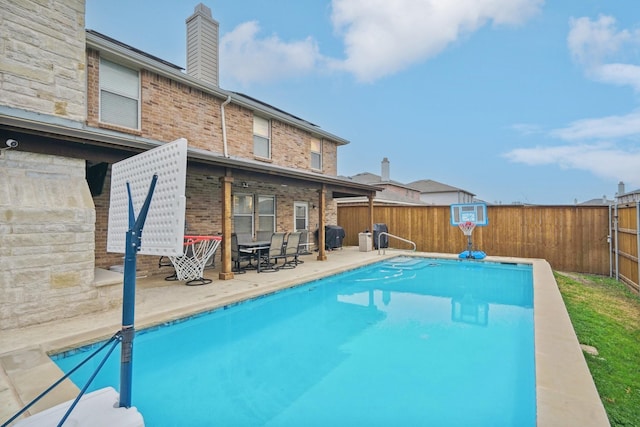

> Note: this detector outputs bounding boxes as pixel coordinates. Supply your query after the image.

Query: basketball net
[458,221,476,237]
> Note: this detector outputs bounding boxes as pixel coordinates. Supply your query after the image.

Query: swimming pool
[54,256,535,426]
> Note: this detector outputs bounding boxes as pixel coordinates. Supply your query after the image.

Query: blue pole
[119,176,158,408]
[119,228,137,408]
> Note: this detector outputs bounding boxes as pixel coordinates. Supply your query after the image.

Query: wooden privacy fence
[611,203,640,293]
[337,205,611,275]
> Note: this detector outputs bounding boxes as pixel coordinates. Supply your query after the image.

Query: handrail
[377,232,416,255]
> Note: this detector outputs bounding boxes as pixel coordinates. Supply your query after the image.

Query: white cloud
[220,0,543,85]
[504,143,640,187]
[568,15,640,91]
[592,63,640,91]
[509,15,640,188]
[511,123,543,136]
[330,0,544,82]
[220,21,322,85]
[551,110,640,140]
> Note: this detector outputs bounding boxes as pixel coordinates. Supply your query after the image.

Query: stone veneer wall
[0,0,86,121]
[0,151,119,330]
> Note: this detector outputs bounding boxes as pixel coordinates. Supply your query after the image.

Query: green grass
[555,272,640,427]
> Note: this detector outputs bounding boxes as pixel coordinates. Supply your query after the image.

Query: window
[311,138,322,170]
[233,194,254,235]
[257,195,275,234]
[99,58,140,129]
[253,115,271,159]
[294,202,308,231]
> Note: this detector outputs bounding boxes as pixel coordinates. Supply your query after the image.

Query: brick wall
[0,0,86,121]
[92,171,336,274]
[85,52,340,175]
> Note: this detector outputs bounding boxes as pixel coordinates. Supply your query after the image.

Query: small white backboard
[450,203,488,226]
[107,138,187,256]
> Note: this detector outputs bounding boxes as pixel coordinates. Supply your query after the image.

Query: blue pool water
[54,257,535,426]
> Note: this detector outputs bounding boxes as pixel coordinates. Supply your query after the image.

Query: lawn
[555,272,640,427]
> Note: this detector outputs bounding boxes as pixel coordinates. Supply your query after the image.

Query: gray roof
[578,198,613,206]
[619,188,640,196]
[348,172,419,190]
[408,179,475,196]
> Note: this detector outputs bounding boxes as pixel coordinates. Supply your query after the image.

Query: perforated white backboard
[107,138,187,256]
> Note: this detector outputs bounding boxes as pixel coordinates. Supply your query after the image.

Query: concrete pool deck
[0,248,610,426]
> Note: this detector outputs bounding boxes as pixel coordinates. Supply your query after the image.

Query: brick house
[0,1,378,329]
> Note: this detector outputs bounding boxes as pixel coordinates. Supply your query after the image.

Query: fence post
[614,203,619,281]
[637,202,640,290]
[609,204,613,278]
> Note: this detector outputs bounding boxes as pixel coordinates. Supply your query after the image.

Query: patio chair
[260,232,287,272]
[231,233,252,273]
[256,230,273,242]
[236,232,253,245]
[297,229,312,263]
[263,232,302,271]
[281,231,302,268]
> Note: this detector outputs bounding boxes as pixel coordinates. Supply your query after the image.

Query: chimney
[186,3,219,86]
[381,157,390,182]
[617,181,625,196]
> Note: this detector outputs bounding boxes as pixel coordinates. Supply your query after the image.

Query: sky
[85,0,640,205]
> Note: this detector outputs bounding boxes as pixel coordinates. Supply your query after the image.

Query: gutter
[221,95,231,158]
[0,108,380,195]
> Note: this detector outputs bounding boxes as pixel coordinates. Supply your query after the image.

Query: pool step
[384,258,429,271]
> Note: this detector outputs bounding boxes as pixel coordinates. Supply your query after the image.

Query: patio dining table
[238,240,271,273]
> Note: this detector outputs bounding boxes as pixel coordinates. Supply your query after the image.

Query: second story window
[311,137,322,170]
[253,115,271,159]
[99,58,140,129]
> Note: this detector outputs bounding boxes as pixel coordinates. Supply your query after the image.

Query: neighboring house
[577,196,614,206]
[615,182,640,205]
[339,158,426,206]
[0,1,378,329]
[340,157,477,206]
[408,179,476,205]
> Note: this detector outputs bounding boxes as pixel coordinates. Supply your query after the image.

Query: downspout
[221,95,232,158]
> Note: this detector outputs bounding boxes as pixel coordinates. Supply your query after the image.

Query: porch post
[317,184,327,261]
[219,173,234,280]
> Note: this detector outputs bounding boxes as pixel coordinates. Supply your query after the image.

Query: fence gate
[611,202,640,293]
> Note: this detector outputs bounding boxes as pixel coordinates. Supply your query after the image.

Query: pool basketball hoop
[450,203,487,260]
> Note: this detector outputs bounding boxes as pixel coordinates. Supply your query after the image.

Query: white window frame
[293,201,309,232]
[253,115,271,159]
[257,195,276,234]
[99,58,140,129]
[310,137,322,170]
[233,193,254,235]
